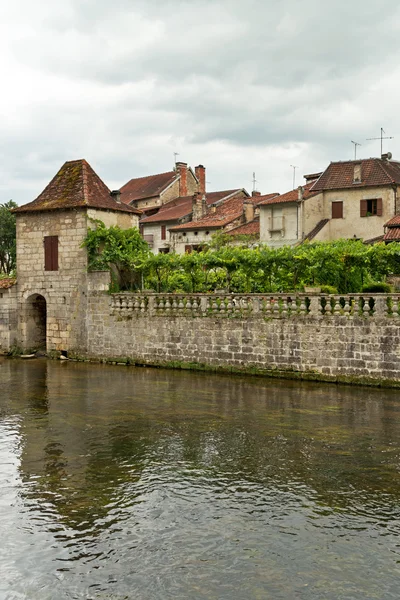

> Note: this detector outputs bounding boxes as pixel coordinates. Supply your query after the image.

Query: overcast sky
[1,0,400,205]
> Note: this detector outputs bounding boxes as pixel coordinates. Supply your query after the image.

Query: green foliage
[82,224,400,294]
[361,282,392,293]
[0,200,17,274]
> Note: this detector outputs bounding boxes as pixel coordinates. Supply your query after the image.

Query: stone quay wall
[85,292,400,386]
[0,284,18,352]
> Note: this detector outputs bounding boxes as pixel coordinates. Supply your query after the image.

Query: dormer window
[353,163,362,183]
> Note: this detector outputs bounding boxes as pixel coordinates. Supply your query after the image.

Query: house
[259,175,323,247]
[12,159,141,353]
[259,155,400,246]
[120,162,201,214]
[227,192,280,243]
[168,189,263,253]
[140,188,252,253]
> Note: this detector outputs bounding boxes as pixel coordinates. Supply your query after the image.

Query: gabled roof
[140,190,244,224]
[258,182,318,206]
[311,158,400,192]
[227,217,260,236]
[251,192,280,205]
[120,171,177,204]
[385,215,400,227]
[383,215,400,241]
[14,160,141,214]
[169,194,251,231]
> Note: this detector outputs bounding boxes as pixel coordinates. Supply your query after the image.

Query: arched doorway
[25,294,47,350]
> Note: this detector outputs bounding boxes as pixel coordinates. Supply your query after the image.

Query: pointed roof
[120,171,178,205]
[14,159,141,214]
[258,182,318,205]
[169,193,251,231]
[311,158,400,192]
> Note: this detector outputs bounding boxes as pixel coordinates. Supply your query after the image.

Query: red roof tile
[14,160,141,215]
[0,278,16,289]
[227,218,260,236]
[384,227,400,241]
[140,190,243,224]
[311,158,400,192]
[251,192,280,205]
[385,215,400,227]
[258,182,318,206]
[169,194,249,231]
[120,171,177,205]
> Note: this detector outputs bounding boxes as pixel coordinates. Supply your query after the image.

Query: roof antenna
[290,165,298,190]
[351,140,361,160]
[173,152,179,167]
[366,127,394,157]
[252,172,258,192]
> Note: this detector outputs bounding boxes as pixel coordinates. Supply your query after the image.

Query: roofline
[14,205,142,216]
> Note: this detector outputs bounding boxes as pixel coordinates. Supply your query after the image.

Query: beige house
[12,159,141,353]
[120,162,201,214]
[260,156,400,246]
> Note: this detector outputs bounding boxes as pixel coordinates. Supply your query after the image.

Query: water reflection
[1,358,400,599]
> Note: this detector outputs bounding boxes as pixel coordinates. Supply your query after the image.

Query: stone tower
[13,159,141,354]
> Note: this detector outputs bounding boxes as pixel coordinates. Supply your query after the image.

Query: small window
[44,236,58,271]
[353,163,362,183]
[360,198,382,217]
[194,231,198,236]
[331,201,343,219]
[161,225,166,240]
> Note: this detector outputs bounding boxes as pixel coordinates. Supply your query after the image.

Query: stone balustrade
[110,293,400,319]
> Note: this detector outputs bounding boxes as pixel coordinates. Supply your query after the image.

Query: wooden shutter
[161,225,166,240]
[360,199,368,217]
[185,245,192,254]
[44,236,58,271]
[332,201,343,219]
[376,198,383,216]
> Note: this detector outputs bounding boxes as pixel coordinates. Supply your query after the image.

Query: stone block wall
[85,292,400,385]
[0,285,18,352]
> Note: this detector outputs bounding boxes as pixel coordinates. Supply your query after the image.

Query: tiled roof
[14,160,141,215]
[364,235,385,244]
[140,190,243,224]
[169,194,250,231]
[258,182,317,206]
[384,227,400,241]
[227,218,260,236]
[0,278,16,289]
[311,158,400,192]
[251,192,280,205]
[385,215,400,227]
[303,219,329,241]
[120,171,177,204]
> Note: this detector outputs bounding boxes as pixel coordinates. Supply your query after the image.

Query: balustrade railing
[110,293,400,319]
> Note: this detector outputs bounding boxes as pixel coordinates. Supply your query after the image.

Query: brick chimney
[243,198,255,223]
[195,164,206,195]
[176,162,188,196]
[297,186,304,201]
[192,192,207,221]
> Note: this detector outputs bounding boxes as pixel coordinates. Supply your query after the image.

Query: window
[44,236,58,271]
[360,198,382,217]
[159,248,170,254]
[185,245,192,254]
[353,163,362,183]
[161,225,166,240]
[331,201,343,219]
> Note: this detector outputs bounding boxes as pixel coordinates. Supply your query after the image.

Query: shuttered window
[44,236,58,271]
[161,225,166,240]
[331,201,343,219]
[360,198,383,217]
[376,198,383,216]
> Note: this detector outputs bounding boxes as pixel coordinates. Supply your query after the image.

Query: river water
[1,359,400,599]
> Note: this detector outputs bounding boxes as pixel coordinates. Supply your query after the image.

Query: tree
[0,200,17,274]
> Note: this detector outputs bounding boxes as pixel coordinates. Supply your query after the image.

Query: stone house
[10,159,141,353]
[140,188,252,253]
[120,162,200,214]
[168,189,263,253]
[259,176,323,247]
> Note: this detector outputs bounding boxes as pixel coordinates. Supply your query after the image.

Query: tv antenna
[252,172,258,192]
[290,165,298,189]
[173,152,179,166]
[366,127,394,156]
[351,140,362,160]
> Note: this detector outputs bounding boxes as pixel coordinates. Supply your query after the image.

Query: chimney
[176,161,188,196]
[297,186,304,201]
[252,190,261,197]
[110,190,121,203]
[195,164,206,195]
[192,192,207,221]
[243,198,255,223]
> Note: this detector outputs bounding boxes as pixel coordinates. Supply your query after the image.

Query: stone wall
[85,292,400,385]
[0,284,18,352]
